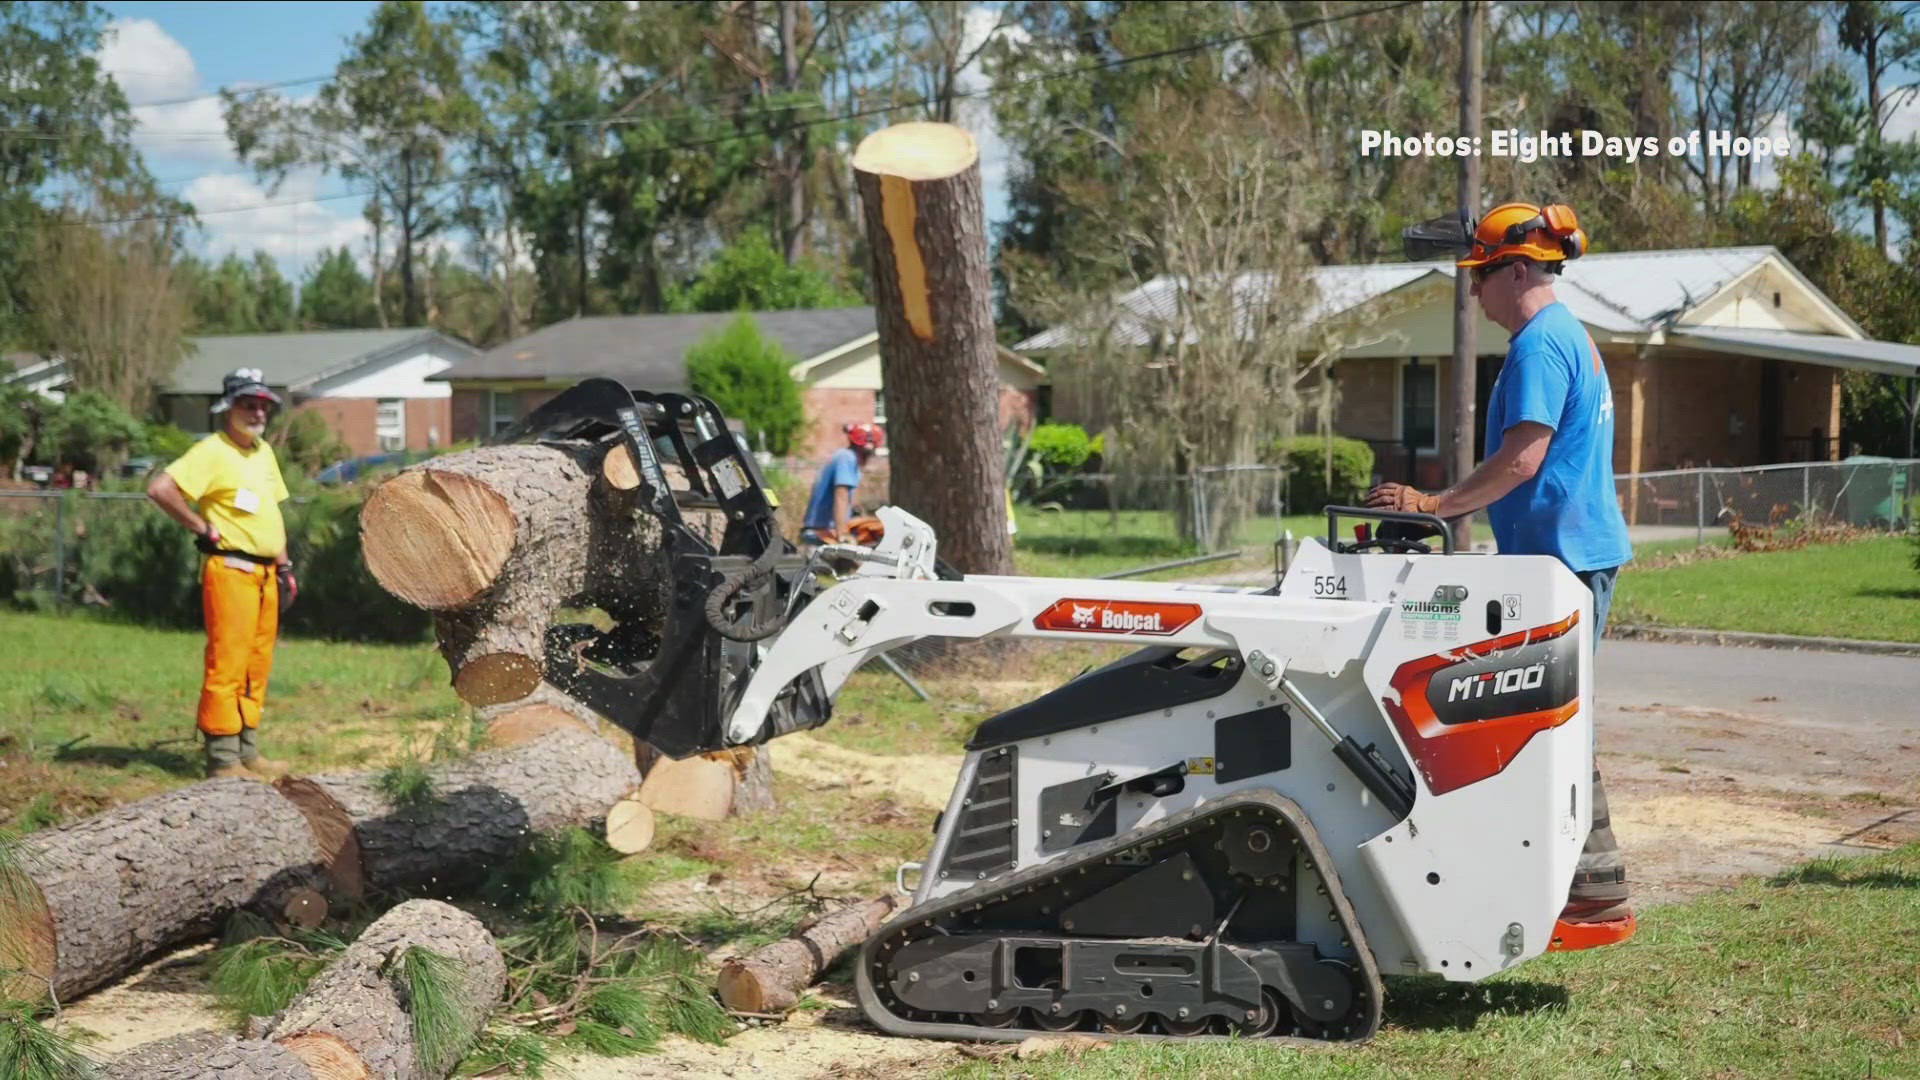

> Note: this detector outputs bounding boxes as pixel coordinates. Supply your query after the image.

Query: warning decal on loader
[1033,598,1202,636]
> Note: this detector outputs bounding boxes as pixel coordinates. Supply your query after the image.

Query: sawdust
[1614,794,1839,851]
[546,997,951,1079]
[773,733,959,811]
[59,942,224,1058]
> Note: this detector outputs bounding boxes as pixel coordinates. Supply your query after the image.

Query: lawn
[943,845,1920,1079]
[1012,508,1326,580]
[1613,535,1920,643]
[0,608,466,825]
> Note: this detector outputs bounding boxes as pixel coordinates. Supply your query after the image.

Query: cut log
[270,899,505,1079]
[715,895,898,1014]
[105,899,506,1080]
[292,727,641,895]
[361,442,670,713]
[480,702,595,749]
[4,777,324,1002]
[604,795,657,855]
[637,746,775,822]
[852,121,1013,576]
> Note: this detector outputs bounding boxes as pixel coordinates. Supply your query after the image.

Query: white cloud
[98,18,198,102]
[183,171,370,269]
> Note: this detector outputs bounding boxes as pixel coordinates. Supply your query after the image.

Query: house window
[872,390,890,455]
[488,391,517,437]
[1399,358,1438,452]
[376,398,406,452]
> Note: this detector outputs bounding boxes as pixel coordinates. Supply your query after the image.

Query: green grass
[1614,536,1920,642]
[0,609,464,823]
[943,844,1920,1079]
[1011,509,1322,579]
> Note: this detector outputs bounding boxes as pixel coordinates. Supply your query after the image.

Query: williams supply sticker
[1033,599,1202,636]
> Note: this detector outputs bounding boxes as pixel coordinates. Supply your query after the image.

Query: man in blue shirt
[803,422,883,546]
[1368,202,1633,927]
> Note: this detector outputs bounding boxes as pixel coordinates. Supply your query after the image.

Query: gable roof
[435,308,878,384]
[167,328,471,395]
[1013,246,1814,350]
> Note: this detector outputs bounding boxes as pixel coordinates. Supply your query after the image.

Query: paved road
[1597,638,1920,728]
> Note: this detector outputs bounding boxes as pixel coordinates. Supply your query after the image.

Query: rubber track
[854,789,1386,1044]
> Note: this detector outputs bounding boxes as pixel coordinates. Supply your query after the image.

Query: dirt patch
[774,734,958,811]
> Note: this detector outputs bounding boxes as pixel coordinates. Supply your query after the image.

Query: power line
[37,1,1426,231]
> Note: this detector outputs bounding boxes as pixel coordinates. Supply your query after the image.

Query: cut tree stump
[105,899,506,1080]
[604,795,656,855]
[2,777,324,1003]
[715,895,898,1014]
[852,120,1013,576]
[289,727,641,895]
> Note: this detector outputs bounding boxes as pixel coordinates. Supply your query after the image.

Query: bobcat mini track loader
[496,379,1635,1045]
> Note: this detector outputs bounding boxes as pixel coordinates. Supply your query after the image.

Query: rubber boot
[204,733,257,781]
[238,727,290,780]
[1560,768,1632,923]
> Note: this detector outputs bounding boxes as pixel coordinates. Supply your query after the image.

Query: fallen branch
[715,895,897,1015]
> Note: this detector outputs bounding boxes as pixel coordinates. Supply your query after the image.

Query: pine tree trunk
[104,899,506,1080]
[852,122,1012,575]
[286,727,641,896]
[2,778,325,1002]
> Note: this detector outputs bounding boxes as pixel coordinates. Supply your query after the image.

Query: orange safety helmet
[1456,202,1587,269]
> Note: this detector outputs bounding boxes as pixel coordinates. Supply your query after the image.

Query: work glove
[276,564,298,612]
[193,523,223,552]
[1366,482,1441,515]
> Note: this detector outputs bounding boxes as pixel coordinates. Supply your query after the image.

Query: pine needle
[455,1025,548,1077]
[398,946,472,1077]
[374,761,438,811]
[480,828,628,913]
[206,931,344,1021]
[0,999,97,1080]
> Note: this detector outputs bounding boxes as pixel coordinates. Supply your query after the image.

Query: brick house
[159,329,477,456]
[431,307,1047,471]
[1022,247,1920,517]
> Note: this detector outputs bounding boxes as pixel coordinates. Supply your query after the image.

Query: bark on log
[361,443,669,711]
[291,728,640,895]
[852,121,1013,576]
[105,900,505,1080]
[715,895,898,1014]
[3,777,324,1002]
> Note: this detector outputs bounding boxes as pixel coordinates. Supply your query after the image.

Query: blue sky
[91,2,1018,280]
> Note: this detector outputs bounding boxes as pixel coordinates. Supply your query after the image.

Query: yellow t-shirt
[165,432,290,559]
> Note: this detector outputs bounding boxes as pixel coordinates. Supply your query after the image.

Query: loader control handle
[1323,506,1454,555]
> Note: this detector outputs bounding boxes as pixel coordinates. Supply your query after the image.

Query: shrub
[280,488,433,642]
[1268,434,1375,513]
[140,421,198,462]
[272,408,351,480]
[685,315,805,456]
[1027,423,1096,473]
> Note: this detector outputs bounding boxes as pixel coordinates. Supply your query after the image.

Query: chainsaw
[497,380,1634,1043]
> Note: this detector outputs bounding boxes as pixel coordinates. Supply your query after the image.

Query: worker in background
[802,422,883,547]
[1367,202,1634,928]
[146,369,297,780]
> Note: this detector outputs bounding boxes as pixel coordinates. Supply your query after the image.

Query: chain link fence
[1616,458,1917,542]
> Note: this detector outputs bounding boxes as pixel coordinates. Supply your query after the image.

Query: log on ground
[2,777,324,1003]
[715,895,898,1014]
[290,727,641,895]
[104,899,506,1080]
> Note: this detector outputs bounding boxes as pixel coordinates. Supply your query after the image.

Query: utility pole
[1449,0,1483,551]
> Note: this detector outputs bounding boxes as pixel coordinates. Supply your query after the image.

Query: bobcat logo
[1070,603,1099,627]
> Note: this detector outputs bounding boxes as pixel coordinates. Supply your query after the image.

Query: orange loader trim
[1548,912,1637,951]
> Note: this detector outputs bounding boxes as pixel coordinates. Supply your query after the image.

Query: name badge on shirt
[233,488,261,514]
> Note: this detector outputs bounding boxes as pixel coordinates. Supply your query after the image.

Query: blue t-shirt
[1483,302,1632,572]
[804,448,863,532]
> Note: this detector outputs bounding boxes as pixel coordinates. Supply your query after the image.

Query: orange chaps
[197,556,279,737]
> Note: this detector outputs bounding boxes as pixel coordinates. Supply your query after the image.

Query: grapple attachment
[488,378,831,758]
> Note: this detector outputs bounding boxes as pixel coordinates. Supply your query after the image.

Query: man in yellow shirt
[146,369,295,779]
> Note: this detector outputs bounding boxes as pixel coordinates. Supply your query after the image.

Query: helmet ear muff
[1561,227,1587,260]
[1540,204,1584,259]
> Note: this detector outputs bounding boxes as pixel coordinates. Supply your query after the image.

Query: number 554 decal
[1312,574,1348,598]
